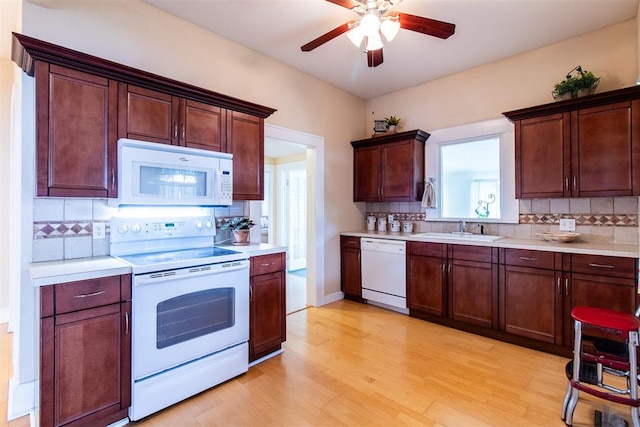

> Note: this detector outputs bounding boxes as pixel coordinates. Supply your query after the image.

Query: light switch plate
[388,214,394,222]
[93,222,106,239]
[559,218,576,231]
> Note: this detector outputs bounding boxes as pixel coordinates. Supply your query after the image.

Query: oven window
[140,166,207,198]
[156,288,234,349]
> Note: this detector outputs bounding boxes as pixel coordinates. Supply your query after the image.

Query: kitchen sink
[412,232,505,242]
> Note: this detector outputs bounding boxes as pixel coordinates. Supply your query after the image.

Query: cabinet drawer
[503,249,556,270]
[409,241,445,258]
[55,276,121,315]
[571,254,636,279]
[340,236,360,249]
[251,253,284,276]
[450,244,494,263]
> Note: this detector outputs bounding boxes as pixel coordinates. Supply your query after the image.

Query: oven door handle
[134,261,249,285]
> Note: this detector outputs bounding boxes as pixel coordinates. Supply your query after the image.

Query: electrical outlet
[559,218,576,232]
[93,222,106,240]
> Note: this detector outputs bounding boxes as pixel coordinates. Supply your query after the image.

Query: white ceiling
[142,0,639,100]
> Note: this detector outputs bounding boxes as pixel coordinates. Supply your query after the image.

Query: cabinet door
[353,145,381,202]
[448,259,497,328]
[500,265,562,344]
[36,62,117,197]
[407,254,446,316]
[570,273,636,314]
[515,113,570,198]
[181,99,226,151]
[227,111,264,200]
[380,140,419,201]
[340,247,362,301]
[572,102,633,197]
[118,83,179,145]
[47,304,124,426]
[250,271,285,362]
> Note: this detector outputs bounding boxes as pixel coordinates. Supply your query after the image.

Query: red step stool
[562,306,640,426]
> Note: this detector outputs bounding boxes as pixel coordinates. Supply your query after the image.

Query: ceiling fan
[301,0,455,67]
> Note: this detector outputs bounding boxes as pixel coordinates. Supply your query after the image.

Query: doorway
[263,124,325,312]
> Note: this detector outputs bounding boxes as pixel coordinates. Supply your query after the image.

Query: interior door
[277,162,306,271]
[282,165,307,271]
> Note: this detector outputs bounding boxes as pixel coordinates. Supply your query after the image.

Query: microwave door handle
[214,168,222,201]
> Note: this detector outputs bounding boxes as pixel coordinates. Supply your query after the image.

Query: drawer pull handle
[588,263,615,269]
[73,290,106,299]
[519,256,538,261]
[260,262,275,267]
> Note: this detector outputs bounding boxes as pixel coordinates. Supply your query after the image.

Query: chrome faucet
[459,220,466,233]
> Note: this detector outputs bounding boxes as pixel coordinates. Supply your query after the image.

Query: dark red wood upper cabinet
[227,111,264,200]
[504,86,640,198]
[36,62,118,198]
[351,130,429,202]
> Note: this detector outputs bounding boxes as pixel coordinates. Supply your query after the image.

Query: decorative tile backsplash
[365,196,640,244]
[31,198,249,262]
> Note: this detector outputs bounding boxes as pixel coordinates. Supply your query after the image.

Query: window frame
[424,118,518,224]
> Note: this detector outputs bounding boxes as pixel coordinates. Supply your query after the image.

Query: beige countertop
[217,243,288,257]
[30,242,288,287]
[30,256,132,287]
[341,230,639,258]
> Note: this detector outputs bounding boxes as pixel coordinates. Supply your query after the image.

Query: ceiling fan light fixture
[347,25,365,48]
[360,12,380,37]
[380,17,400,41]
[365,32,384,51]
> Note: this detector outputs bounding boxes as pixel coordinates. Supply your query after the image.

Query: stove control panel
[110,216,216,243]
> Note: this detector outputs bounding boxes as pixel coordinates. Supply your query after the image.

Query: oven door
[132,260,249,380]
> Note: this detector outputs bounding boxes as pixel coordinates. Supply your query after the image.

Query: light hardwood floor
[1,301,633,426]
[130,300,630,426]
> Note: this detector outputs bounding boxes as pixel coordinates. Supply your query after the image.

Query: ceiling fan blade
[301,20,357,52]
[367,48,383,67]
[395,12,455,39]
[325,0,359,10]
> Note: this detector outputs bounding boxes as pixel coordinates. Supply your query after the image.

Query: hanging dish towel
[422,180,436,209]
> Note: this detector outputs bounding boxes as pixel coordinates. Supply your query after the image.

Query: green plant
[220,217,255,231]
[552,66,600,99]
[385,115,400,127]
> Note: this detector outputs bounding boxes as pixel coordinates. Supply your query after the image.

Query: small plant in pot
[220,217,255,245]
[385,115,401,132]
[552,65,600,101]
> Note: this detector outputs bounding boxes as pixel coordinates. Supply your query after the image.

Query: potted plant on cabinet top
[221,217,255,245]
[552,65,600,101]
[385,115,401,132]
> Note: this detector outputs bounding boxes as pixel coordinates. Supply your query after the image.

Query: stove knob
[117,224,129,235]
[131,224,142,234]
[195,221,204,230]
[205,220,214,229]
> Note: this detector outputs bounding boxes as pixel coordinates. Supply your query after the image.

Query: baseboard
[8,377,35,422]
[320,291,344,306]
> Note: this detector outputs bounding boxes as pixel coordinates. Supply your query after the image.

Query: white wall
[367,19,638,132]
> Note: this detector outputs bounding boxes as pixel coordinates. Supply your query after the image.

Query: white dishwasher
[360,238,407,313]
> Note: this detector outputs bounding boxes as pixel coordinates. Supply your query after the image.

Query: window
[425,118,517,223]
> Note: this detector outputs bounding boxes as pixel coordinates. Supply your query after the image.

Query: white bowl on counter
[536,232,580,243]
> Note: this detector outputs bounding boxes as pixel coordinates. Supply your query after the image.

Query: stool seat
[571,306,640,333]
[563,306,640,427]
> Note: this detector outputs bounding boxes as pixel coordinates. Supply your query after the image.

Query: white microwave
[117,138,233,206]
